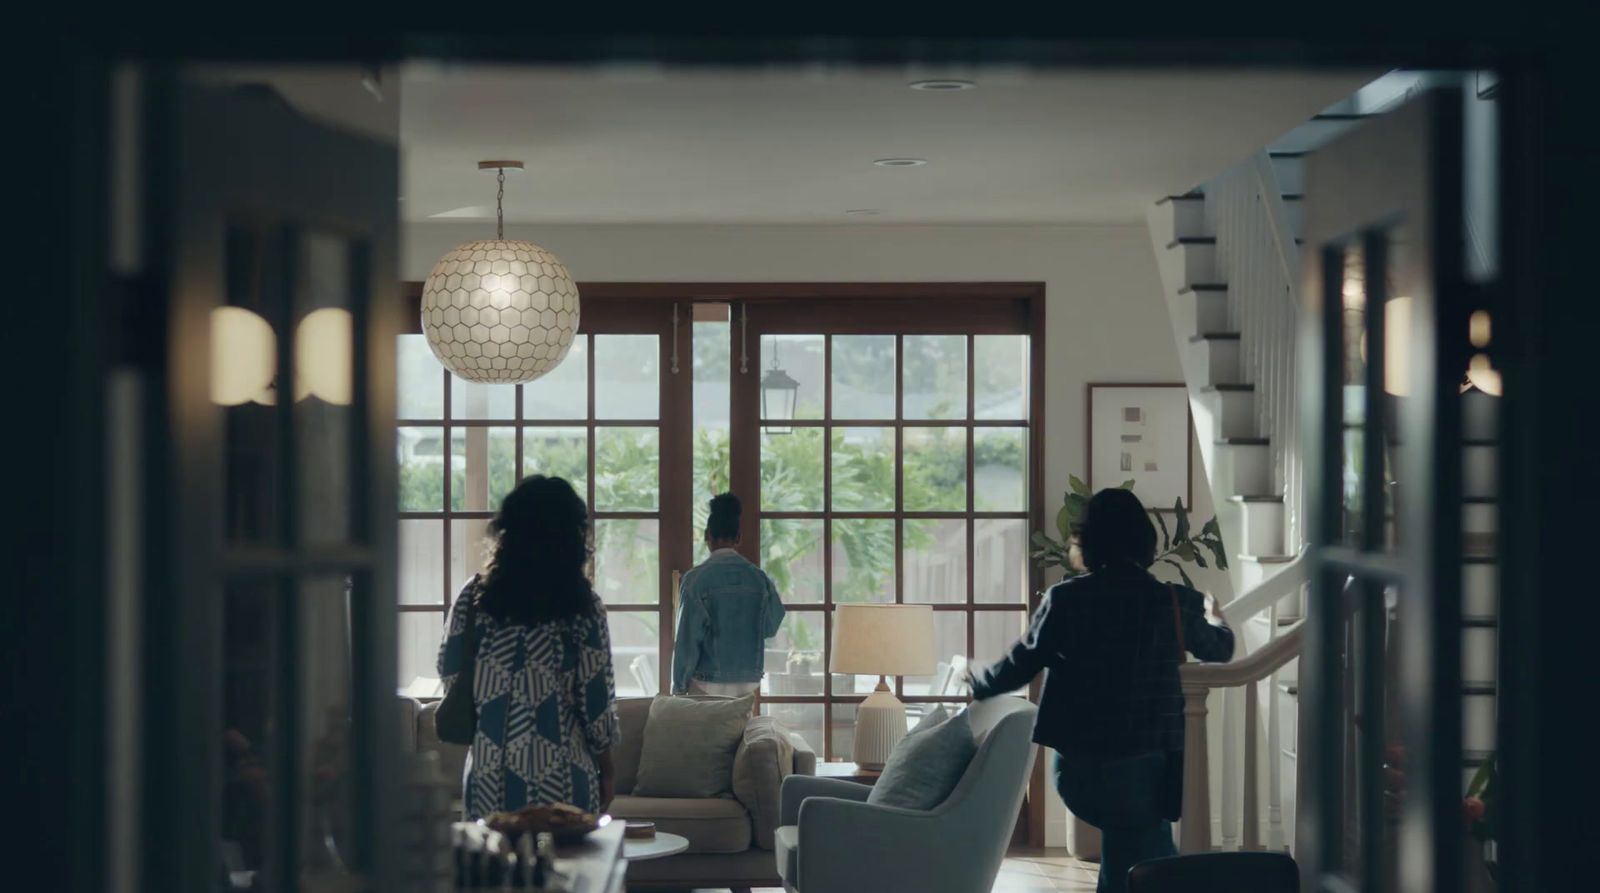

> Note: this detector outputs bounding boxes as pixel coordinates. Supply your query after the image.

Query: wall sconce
[210,306,354,407]
[210,307,276,406]
[295,307,353,405]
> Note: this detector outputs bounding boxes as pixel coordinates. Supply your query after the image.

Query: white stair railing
[1180,553,1310,854]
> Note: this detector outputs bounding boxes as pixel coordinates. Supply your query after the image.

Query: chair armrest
[795,797,992,893]
[780,775,872,826]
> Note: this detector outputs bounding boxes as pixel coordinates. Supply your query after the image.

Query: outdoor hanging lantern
[761,340,801,433]
[420,161,579,384]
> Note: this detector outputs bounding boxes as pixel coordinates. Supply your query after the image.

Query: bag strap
[460,578,481,674]
[1168,583,1186,662]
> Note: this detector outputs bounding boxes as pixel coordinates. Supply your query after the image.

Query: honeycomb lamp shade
[420,239,581,384]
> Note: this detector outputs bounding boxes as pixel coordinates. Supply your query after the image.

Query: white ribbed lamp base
[851,682,908,770]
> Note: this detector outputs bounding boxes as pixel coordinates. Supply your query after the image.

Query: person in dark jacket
[969,487,1234,893]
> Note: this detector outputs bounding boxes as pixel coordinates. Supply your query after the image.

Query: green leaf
[1200,533,1229,570]
[1201,517,1221,539]
[1055,504,1072,541]
[1120,479,1136,490]
[1162,558,1195,589]
[1152,511,1172,553]
[1172,499,1191,543]
[1069,475,1092,497]
[1466,752,1495,798]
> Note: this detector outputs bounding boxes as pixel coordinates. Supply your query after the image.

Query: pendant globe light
[421,161,579,384]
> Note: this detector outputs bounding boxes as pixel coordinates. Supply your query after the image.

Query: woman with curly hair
[437,475,619,819]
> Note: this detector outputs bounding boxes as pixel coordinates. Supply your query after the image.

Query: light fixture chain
[496,167,506,240]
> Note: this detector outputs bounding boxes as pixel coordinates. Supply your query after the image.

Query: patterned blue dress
[437,577,619,819]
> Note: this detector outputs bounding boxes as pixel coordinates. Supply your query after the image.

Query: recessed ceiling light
[873,158,927,168]
[909,79,976,91]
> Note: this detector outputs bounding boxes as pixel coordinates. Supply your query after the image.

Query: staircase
[1142,74,1504,858]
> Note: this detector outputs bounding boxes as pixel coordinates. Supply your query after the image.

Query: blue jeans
[1055,750,1178,893]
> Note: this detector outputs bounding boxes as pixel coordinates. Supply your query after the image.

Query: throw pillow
[633,694,754,798]
[866,707,976,811]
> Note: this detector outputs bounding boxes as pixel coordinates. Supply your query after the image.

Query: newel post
[1180,678,1213,853]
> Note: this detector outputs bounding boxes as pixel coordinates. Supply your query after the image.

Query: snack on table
[484,803,599,843]
[623,820,656,840]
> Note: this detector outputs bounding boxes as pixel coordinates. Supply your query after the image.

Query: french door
[141,77,402,893]
[1298,88,1476,893]
[728,288,1044,765]
[395,293,690,696]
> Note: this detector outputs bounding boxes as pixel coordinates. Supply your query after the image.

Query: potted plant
[1465,751,1499,888]
[1031,475,1228,587]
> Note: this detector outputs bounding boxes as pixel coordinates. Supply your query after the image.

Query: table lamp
[830,604,936,769]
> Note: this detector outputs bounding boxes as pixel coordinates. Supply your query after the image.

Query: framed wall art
[1086,383,1193,511]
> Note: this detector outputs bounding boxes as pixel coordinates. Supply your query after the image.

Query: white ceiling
[399,64,1378,225]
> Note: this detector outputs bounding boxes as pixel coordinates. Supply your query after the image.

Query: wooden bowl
[624,821,656,840]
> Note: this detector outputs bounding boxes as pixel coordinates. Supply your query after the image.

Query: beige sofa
[400,695,815,892]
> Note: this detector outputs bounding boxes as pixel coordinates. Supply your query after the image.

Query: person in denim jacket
[671,493,786,696]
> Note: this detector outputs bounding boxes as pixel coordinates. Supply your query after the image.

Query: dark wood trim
[1084,382,1195,511]
[1024,284,1048,847]
[566,282,1044,302]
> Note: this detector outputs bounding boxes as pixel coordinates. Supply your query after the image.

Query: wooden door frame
[1298,89,1466,891]
[402,280,1049,844]
[577,282,1048,845]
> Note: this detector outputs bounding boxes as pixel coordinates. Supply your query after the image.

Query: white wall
[405,221,1235,846]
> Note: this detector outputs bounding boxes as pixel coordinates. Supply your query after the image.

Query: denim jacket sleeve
[671,574,709,694]
[762,571,786,639]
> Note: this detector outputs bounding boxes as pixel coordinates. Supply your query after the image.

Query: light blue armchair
[774,696,1039,893]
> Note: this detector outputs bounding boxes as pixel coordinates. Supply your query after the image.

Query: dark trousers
[1055,750,1178,893]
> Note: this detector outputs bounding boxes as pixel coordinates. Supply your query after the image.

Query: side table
[814,761,882,785]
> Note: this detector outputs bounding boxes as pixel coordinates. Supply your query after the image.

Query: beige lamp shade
[830,604,936,677]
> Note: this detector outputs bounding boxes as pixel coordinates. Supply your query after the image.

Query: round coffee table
[622,831,690,861]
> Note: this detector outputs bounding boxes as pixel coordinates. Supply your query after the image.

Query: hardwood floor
[688,848,1102,892]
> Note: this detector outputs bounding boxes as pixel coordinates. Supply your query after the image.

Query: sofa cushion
[607,795,752,854]
[774,825,799,888]
[613,697,654,794]
[634,694,754,798]
[866,707,975,811]
[732,715,795,850]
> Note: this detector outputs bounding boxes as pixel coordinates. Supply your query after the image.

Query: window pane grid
[758,332,1030,758]
[396,332,667,693]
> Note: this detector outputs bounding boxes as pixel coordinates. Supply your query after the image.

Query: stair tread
[1157,193,1205,203]
[1201,383,1254,393]
[1463,682,1498,696]
[1282,193,1305,201]
[1269,151,1307,158]
[1167,237,1218,249]
[1278,682,1298,695]
[1189,332,1241,342]
[1216,437,1270,446]
[1178,283,1229,294]
[1228,494,1284,504]
[1312,113,1376,121]
[1463,749,1494,767]
[1463,614,1498,628]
